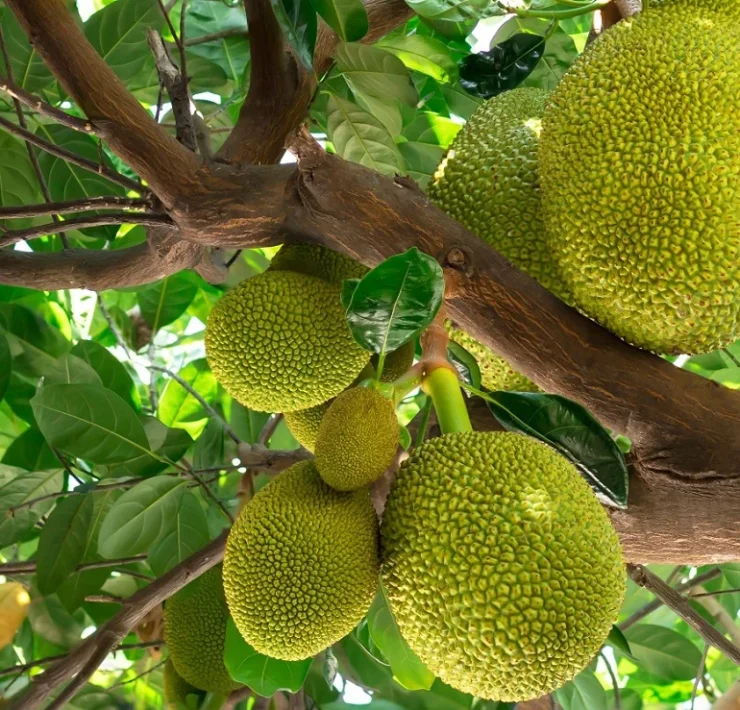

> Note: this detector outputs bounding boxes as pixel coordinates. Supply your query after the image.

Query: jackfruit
[315,387,399,491]
[284,400,330,452]
[373,340,416,383]
[223,461,379,660]
[164,566,238,694]
[381,431,625,701]
[539,0,740,354]
[205,270,369,412]
[269,243,368,283]
[163,659,204,709]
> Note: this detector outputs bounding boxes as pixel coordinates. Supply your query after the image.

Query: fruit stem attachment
[422,365,472,435]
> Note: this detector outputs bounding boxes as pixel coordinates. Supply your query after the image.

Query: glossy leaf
[308,0,368,42]
[485,391,629,508]
[377,35,458,83]
[343,247,445,354]
[43,354,104,387]
[624,625,702,680]
[224,617,312,694]
[97,477,188,558]
[71,340,141,411]
[148,489,211,577]
[523,28,579,91]
[137,273,198,332]
[158,359,218,427]
[554,670,608,710]
[367,586,435,690]
[36,493,95,595]
[459,33,546,99]
[404,0,498,23]
[608,624,635,660]
[271,0,317,71]
[32,384,152,464]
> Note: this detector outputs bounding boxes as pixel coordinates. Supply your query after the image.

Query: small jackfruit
[163,659,204,709]
[284,400,331,452]
[205,270,369,412]
[223,461,379,660]
[269,243,368,283]
[381,431,625,701]
[539,0,740,353]
[164,566,238,694]
[315,387,399,491]
[372,340,415,383]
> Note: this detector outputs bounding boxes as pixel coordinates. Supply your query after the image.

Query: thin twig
[147,343,159,412]
[665,565,685,587]
[188,467,234,522]
[0,554,147,576]
[724,349,740,368]
[109,658,167,689]
[97,295,132,358]
[0,213,174,247]
[690,587,740,599]
[627,564,740,665]
[0,196,151,219]
[84,595,124,604]
[113,567,154,582]
[691,644,709,709]
[0,115,144,193]
[184,28,249,46]
[259,413,283,447]
[179,0,190,94]
[225,250,242,267]
[600,650,621,710]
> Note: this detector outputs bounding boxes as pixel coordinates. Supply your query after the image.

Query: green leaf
[398,112,462,186]
[271,0,317,71]
[0,467,64,548]
[367,586,435,690]
[193,419,225,470]
[37,493,95,595]
[607,624,635,660]
[377,35,458,83]
[32,384,152,464]
[148,490,211,577]
[137,273,198,331]
[485,392,629,508]
[71,340,141,411]
[97,477,188,558]
[336,43,418,106]
[405,0,498,23]
[447,341,482,390]
[624,624,702,680]
[459,34,546,98]
[353,91,403,138]
[224,617,312,694]
[0,9,56,93]
[522,28,579,91]
[158,359,217,427]
[326,96,406,177]
[554,670,608,710]
[343,247,445,354]
[2,428,59,471]
[42,354,104,386]
[0,133,43,230]
[27,593,84,649]
[0,330,11,402]
[309,0,368,42]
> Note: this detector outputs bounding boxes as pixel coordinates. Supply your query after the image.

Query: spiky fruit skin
[284,400,331,452]
[381,431,625,701]
[373,340,415,383]
[163,659,204,709]
[205,270,369,413]
[223,461,379,660]
[269,244,368,283]
[315,388,399,491]
[540,0,740,354]
[164,566,238,694]
[448,325,539,392]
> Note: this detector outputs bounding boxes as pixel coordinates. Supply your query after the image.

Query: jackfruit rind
[284,400,331,453]
[164,566,238,694]
[205,270,369,412]
[539,1,740,354]
[269,243,368,283]
[373,340,416,383]
[381,431,625,701]
[223,461,379,660]
[315,387,399,491]
[163,659,204,709]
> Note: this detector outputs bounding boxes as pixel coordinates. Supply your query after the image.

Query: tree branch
[5,0,199,206]
[0,196,151,219]
[627,564,740,665]
[9,532,228,710]
[0,554,147,577]
[691,586,740,648]
[184,28,249,46]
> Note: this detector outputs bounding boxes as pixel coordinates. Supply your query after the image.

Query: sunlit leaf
[623,625,702,680]
[137,273,198,332]
[377,35,458,83]
[554,670,609,710]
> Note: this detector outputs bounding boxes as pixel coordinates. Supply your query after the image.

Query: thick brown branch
[10,533,227,710]
[5,0,199,206]
[0,196,151,219]
[0,115,143,193]
[0,213,174,247]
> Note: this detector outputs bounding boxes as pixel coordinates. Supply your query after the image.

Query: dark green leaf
[0,330,14,401]
[608,688,643,710]
[224,617,312,694]
[2,428,60,471]
[485,392,629,508]
[71,340,141,411]
[27,592,84,649]
[137,273,198,331]
[405,0,498,24]
[367,585,435,690]
[37,493,95,595]
[522,28,579,91]
[377,35,458,83]
[553,670,608,710]
[43,354,104,386]
[608,624,635,660]
[158,359,217,427]
[343,247,445,354]
[447,341,482,390]
[0,133,43,230]
[0,9,56,93]
[32,384,152,464]
[459,34,546,98]
[271,0,317,71]
[97,477,188,558]
[193,418,225,470]
[308,0,368,42]
[624,624,702,680]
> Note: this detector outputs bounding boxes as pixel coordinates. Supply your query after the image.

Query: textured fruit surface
[284,400,331,452]
[205,270,369,412]
[223,461,379,660]
[315,387,399,491]
[163,659,203,709]
[269,243,368,283]
[164,566,238,694]
[381,431,625,701]
[448,325,539,392]
[373,340,415,383]
[540,0,740,354]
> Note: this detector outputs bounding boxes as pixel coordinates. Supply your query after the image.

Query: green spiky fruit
[381,431,625,701]
[540,0,740,354]
[269,243,368,283]
[223,461,379,660]
[284,400,331,453]
[373,340,415,383]
[315,387,399,491]
[205,270,369,412]
[164,566,238,694]
[163,659,204,709]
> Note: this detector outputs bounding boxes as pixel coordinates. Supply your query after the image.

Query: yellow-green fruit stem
[422,366,472,435]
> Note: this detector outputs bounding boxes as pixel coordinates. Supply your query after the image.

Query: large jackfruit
[381,431,625,701]
[540,0,740,354]
[269,243,368,283]
[164,566,238,694]
[223,461,379,660]
[205,270,369,412]
[163,659,204,709]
